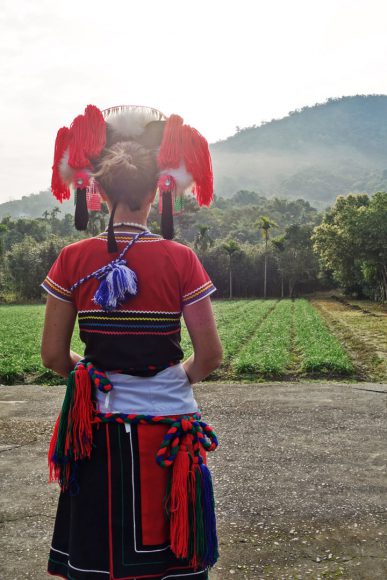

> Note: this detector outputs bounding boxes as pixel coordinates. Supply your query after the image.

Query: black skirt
[48,422,209,580]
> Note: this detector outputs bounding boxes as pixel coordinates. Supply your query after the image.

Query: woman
[41,105,223,580]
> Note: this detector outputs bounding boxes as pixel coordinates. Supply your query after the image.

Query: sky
[1,0,387,203]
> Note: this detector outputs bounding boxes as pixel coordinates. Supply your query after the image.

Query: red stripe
[106,424,114,578]
[81,328,179,336]
[48,572,67,579]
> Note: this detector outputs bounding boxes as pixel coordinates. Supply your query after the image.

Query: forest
[0,190,386,304]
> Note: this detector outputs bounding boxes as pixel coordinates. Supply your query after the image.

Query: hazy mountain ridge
[213,95,387,154]
[0,190,74,219]
[210,95,387,202]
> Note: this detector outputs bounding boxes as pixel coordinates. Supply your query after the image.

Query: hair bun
[93,141,158,209]
[124,155,138,177]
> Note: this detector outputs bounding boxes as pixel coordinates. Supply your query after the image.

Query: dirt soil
[1,382,386,580]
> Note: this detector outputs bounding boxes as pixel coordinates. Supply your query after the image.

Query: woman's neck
[111,206,150,229]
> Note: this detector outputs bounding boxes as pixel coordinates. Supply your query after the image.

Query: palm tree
[194,225,214,254]
[222,239,240,299]
[256,216,278,298]
[271,236,285,298]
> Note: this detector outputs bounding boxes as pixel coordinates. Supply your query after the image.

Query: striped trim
[41,277,73,303]
[78,310,181,336]
[96,232,162,244]
[182,282,216,306]
[78,328,179,336]
[78,309,182,315]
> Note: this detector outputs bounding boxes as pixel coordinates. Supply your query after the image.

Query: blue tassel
[93,259,138,311]
[200,462,219,567]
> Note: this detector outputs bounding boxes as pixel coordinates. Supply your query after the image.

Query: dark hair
[93,141,159,210]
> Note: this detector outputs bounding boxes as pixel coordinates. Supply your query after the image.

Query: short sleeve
[181,248,216,307]
[41,247,74,303]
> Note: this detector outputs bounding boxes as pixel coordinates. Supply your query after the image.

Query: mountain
[0,190,74,219]
[210,95,387,204]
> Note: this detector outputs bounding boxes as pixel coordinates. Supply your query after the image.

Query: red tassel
[169,448,191,560]
[182,125,213,207]
[51,127,71,202]
[68,105,106,169]
[84,105,106,158]
[71,365,94,461]
[158,115,184,169]
[188,463,198,568]
[158,115,213,207]
[68,114,92,168]
[48,412,61,483]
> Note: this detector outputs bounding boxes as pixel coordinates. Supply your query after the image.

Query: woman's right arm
[182,296,223,384]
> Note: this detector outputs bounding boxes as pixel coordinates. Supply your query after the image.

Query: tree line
[0,191,385,303]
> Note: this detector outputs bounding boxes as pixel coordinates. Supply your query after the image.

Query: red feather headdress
[50,104,213,234]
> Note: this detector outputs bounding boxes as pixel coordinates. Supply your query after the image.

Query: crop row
[181,300,277,365]
[232,299,294,376]
[294,300,354,376]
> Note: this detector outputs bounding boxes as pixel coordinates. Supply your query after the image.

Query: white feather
[106,106,162,140]
[161,163,194,193]
[58,149,93,186]
[58,149,73,185]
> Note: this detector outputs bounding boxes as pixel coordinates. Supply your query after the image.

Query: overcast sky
[1,0,386,203]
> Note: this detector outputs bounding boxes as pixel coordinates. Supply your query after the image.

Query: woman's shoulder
[59,236,106,255]
[160,239,197,257]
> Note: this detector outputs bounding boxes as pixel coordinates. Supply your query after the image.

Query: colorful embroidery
[95,231,162,244]
[41,276,73,303]
[78,310,181,335]
[182,281,216,306]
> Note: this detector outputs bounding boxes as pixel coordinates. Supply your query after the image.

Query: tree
[5,235,65,300]
[50,207,61,227]
[271,236,286,298]
[256,216,278,298]
[222,240,240,299]
[87,211,103,237]
[313,192,387,301]
[278,225,319,297]
[194,225,214,254]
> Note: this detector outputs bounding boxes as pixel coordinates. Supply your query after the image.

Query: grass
[294,299,354,376]
[1,299,383,384]
[0,305,83,385]
[232,299,293,377]
[312,298,387,380]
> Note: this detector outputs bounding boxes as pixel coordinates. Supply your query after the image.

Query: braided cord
[72,361,219,465]
[70,230,147,292]
[93,412,218,468]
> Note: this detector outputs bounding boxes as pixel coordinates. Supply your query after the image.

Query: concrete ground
[0,382,386,580]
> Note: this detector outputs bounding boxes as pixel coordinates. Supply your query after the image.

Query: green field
[0,299,368,385]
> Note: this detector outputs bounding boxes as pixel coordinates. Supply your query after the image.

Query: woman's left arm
[41,295,82,378]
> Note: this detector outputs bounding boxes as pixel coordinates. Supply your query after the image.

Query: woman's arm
[41,295,82,378]
[182,296,223,384]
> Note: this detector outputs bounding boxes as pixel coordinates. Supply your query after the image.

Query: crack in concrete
[353,387,387,394]
[0,441,37,453]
